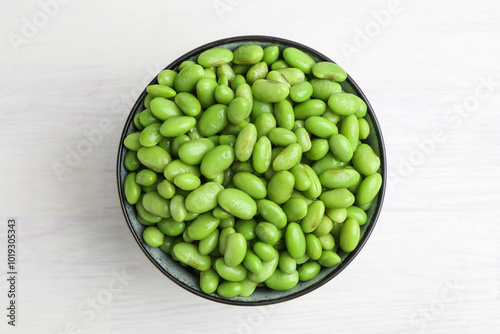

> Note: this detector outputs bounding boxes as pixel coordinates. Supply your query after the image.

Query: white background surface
[1,0,500,333]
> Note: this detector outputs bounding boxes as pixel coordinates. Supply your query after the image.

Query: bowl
[117,35,386,305]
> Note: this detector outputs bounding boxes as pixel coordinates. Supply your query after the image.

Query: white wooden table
[1,1,499,333]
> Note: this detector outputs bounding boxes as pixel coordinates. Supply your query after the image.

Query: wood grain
[1,0,499,333]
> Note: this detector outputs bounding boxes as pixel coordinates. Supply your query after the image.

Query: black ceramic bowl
[117,35,386,305]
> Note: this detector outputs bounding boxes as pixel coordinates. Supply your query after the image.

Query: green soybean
[339,218,360,253]
[185,182,224,213]
[234,123,257,162]
[265,269,299,290]
[252,136,272,173]
[143,226,164,247]
[252,79,289,103]
[312,62,347,82]
[200,145,234,179]
[218,188,257,220]
[283,47,316,74]
[285,222,306,259]
[233,172,267,199]
[124,172,141,204]
[320,188,355,209]
[298,262,321,281]
[200,268,219,294]
[320,168,361,188]
[224,233,247,267]
[173,242,211,270]
[233,44,264,65]
[352,143,380,176]
[356,173,382,205]
[158,217,185,236]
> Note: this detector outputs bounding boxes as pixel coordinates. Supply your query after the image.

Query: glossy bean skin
[346,205,368,225]
[302,165,322,199]
[139,123,162,147]
[235,219,257,241]
[318,251,341,267]
[217,282,242,298]
[265,269,299,290]
[170,195,187,222]
[358,117,370,140]
[320,168,361,189]
[328,93,361,116]
[175,92,201,117]
[283,197,308,222]
[300,200,325,233]
[140,109,161,127]
[200,268,219,294]
[136,198,162,224]
[257,199,287,229]
[215,84,234,105]
[262,45,280,65]
[272,143,302,172]
[241,249,262,274]
[340,218,360,253]
[124,132,142,151]
[200,145,234,179]
[124,172,141,204]
[172,242,211,271]
[298,262,321,282]
[310,79,342,101]
[251,79,290,103]
[185,182,224,213]
[306,234,323,260]
[173,173,201,191]
[352,143,380,176]
[293,99,326,120]
[143,226,164,247]
[248,248,279,283]
[254,113,276,139]
[234,123,257,162]
[289,81,313,103]
[290,164,311,191]
[196,78,218,109]
[124,151,141,171]
[305,116,338,139]
[157,69,177,87]
[197,47,233,67]
[246,62,269,85]
[252,136,272,173]
[295,127,312,152]
[233,44,264,65]
[198,104,228,137]
[147,84,176,99]
[313,215,333,237]
[274,100,295,130]
[137,146,171,173]
[339,115,359,153]
[268,128,296,147]
[312,62,347,82]
[149,97,183,121]
[320,188,355,209]
[282,47,316,74]
[233,172,267,199]
[143,191,171,218]
[304,138,329,161]
[158,217,185,236]
[356,173,382,205]
[253,241,277,262]
[178,138,215,165]
[285,222,306,259]
[278,250,297,274]
[276,68,305,86]
[329,134,354,162]
[238,279,258,297]
[325,208,347,224]
[267,170,295,204]
[174,64,204,92]
[214,258,247,281]
[255,222,280,245]
[218,188,257,220]
[225,233,247,267]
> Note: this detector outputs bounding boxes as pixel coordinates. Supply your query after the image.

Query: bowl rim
[116,35,387,306]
